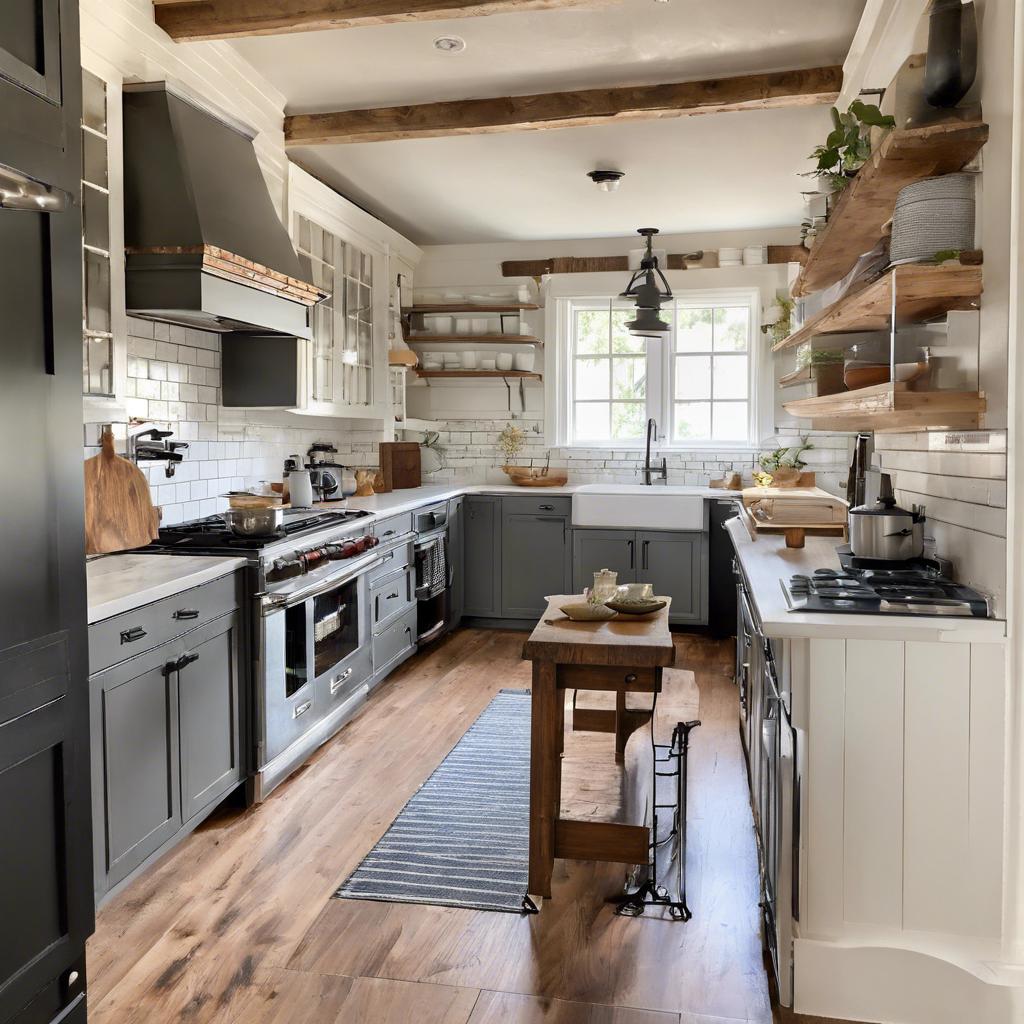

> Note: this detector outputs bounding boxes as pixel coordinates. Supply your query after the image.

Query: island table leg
[529,659,561,899]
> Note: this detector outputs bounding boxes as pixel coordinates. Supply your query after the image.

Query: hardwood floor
[88,628,771,1024]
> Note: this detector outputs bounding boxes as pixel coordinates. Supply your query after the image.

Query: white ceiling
[231,0,867,245]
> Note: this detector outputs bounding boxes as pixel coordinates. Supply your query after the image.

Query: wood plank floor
[88,629,770,1024]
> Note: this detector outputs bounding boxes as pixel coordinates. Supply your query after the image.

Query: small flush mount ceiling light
[433,35,467,53]
[620,228,672,337]
[587,169,625,193]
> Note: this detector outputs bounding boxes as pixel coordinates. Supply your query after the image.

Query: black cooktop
[784,567,991,618]
[147,509,371,553]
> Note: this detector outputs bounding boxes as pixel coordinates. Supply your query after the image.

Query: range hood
[122,82,324,336]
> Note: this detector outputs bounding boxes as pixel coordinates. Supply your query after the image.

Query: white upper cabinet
[287,165,421,420]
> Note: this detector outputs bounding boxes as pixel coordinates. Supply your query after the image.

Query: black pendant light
[620,228,672,337]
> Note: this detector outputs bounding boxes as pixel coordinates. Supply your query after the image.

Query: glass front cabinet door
[292,211,390,419]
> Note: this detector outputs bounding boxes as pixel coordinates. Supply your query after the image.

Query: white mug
[462,350,478,369]
[496,352,513,371]
[481,358,497,371]
[513,351,535,372]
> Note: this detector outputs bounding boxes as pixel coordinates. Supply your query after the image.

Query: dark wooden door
[0,0,91,1020]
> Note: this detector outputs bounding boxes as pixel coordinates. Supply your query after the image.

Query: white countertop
[87,553,247,624]
[726,518,1006,644]
[340,482,731,518]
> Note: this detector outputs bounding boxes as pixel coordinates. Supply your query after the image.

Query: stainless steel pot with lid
[848,473,926,561]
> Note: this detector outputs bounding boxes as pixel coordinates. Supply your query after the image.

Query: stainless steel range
[148,507,414,800]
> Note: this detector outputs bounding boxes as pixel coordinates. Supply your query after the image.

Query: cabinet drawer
[317,645,371,714]
[368,539,412,585]
[501,495,571,517]
[89,572,239,674]
[373,512,412,543]
[372,607,416,677]
[371,569,414,630]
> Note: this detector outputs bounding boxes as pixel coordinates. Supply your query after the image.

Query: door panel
[463,497,501,618]
[178,618,242,822]
[0,698,91,1018]
[572,529,636,594]
[501,514,569,620]
[638,531,707,624]
[92,653,181,890]
[0,0,61,101]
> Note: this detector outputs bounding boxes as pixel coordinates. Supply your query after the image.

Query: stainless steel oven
[256,545,384,799]
[413,502,451,646]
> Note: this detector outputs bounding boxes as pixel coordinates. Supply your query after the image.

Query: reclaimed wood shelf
[777,366,815,388]
[792,120,988,298]
[783,381,985,432]
[774,263,983,352]
[405,333,543,345]
[414,369,542,380]
[403,303,540,314]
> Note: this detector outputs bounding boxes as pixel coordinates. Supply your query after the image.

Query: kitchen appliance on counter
[143,506,415,800]
[413,501,452,646]
[847,472,926,562]
[307,444,350,502]
[782,566,991,618]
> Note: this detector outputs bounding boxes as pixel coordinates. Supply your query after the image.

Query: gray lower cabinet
[500,511,570,619]
[463,496,502,617]
[89,576,244,901]
[573,528,708,625]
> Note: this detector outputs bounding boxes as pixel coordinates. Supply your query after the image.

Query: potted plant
[497,423,525,466]
[806,100,896,193]
[757,438,814,488]
[797,347,846,396]
[762,296,794,346]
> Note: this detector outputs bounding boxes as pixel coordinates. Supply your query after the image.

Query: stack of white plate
[718,246,743,267]
[890,173,975,265]
[742,245,766,265]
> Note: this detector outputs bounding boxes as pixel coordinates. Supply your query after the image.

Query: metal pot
[848,473,926,561]
[223,506,284,537]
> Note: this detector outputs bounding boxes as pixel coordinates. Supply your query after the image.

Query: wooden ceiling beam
[284,65,843,146]
[152,0,605,42]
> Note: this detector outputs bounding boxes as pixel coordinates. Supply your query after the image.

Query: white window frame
[548,284,766,450]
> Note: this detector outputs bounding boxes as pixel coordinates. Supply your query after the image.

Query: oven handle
[260,553,385,613]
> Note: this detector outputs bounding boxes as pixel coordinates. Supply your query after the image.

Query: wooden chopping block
[84,428,160,554]
[378,441,421,492]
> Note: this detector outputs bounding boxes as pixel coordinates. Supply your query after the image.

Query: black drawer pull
[382,529,396,537]
[173,608,200,620]
[120,626,147,645]
[387,592,399,600]
[538,504,555,510]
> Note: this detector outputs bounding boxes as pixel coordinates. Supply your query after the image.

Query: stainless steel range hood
[122,82,324,336]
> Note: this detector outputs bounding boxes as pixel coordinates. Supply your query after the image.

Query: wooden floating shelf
[405,333,543,345]
[792,119,988,298]
[404,303,539,314]
[783,381,985,432]
[396,417,440,432]
[414,370,542,380]
[777,366,815,388]
[774,263,983,352]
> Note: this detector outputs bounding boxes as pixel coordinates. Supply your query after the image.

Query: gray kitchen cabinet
[447,496,465,628]
[501,510,570,619]
[638,531,708,624]
[463,496,502,618]
[88,574,245,901]
[572,529,637,593]
[90,646,182,892]
[177,614,244,822]
[573,527,708,625]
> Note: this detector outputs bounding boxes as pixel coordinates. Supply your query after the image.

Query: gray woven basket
[890,173,975,264]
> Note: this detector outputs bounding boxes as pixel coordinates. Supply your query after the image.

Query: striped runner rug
[334,689,534,914]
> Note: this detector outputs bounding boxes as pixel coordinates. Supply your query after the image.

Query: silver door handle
[0,165,68,212]
[330,667,353,694]
[293,699,313,719]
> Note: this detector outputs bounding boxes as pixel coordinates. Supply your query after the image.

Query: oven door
[415,529,450,645]
[258,558,378,765]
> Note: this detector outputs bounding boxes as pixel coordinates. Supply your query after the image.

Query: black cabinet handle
[627,539,634,569]
[120,626,147,645]
[642,540,650,570]
[173,608,200,620]
[164,651,200,675]
[538,504,555,511]
[387,592,399,600]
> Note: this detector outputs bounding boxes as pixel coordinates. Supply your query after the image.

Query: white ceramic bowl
[513,351,536,371]
[496,353,513,371]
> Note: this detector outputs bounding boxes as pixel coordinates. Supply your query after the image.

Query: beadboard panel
[842,639,905,928]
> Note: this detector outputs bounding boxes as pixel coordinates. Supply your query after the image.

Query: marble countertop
[87,553,247,624]
[726,519,1006,644]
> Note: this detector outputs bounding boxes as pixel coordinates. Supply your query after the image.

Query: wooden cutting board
[378,442,421,492]
[84,428,160,554]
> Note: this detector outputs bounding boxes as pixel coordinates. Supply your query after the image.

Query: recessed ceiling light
[587,169,625,193]
[434,36,466,53]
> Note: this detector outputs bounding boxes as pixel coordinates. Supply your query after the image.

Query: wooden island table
[522,596,676,899]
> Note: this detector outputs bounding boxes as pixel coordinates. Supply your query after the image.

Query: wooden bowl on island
[501,465,569,488]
